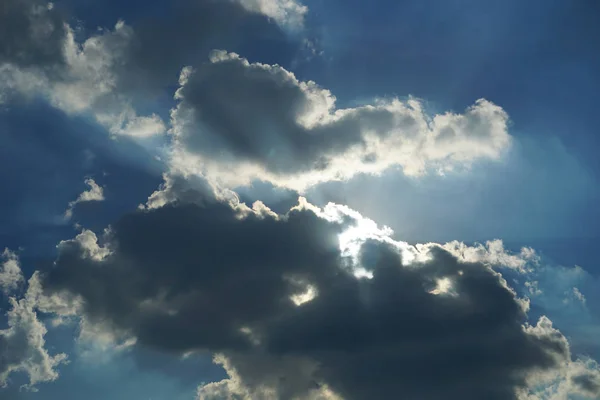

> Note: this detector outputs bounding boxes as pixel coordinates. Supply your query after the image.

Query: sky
[1,0,600,399]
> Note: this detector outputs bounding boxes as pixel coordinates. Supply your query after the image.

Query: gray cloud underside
[0,0,67,68]
[40,178,577,400]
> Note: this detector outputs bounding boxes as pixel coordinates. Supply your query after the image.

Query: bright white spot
[353,268,374,279]
[290,285,317,306]
[430,278,455,296]
[235,0,308,29]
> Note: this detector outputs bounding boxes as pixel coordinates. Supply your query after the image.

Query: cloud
[0,255,68,391]
[521,358,600,400]
[0,0,294,138]
[235,0,308,28]
[170,51,512,190]
[0,249,23,295]
[442,237,600,363]
[443,239,539,273]
[64,178,105,220]
[37,178,582,399]
[571,287,587,305]
[0,21,168,138]
[0,0,67,68]
[196,353,341,400]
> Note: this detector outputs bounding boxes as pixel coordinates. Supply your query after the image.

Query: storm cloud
[39,180,574,399]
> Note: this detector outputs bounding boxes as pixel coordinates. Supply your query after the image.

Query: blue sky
[1,1,600,399]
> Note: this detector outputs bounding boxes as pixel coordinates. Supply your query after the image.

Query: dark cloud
[113,0,294,99]
[40,188,570,399]
[44,192,343,353]
[0,0,67,68]
[264,243,567,400]
[571,370,600,397]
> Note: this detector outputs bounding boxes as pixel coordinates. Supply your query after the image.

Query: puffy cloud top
[0,253,68,391]
[0,249,23,295]
[171,52,512,190]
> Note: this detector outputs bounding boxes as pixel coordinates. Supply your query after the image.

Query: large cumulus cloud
[0,0,300,137]
[36,177,588,399]
[170,51,512,190]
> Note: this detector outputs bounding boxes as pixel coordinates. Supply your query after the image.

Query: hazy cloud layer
[170,52,511,190]
[235,0,307,28]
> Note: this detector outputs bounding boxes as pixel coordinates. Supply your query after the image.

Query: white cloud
[0,255,72,391]
[572,287,586,304]
[57,229,111,262]
[520,358,600,400]
[75,317,137,363]
[197,353,342,400]
[0,21,167,138]
[235,0,308,29]
[526,281,543,296]
[0,249,24,295]
[26,272,82,324]
[443,239,539,273]
[103,112,166,138]
[0,0,306,140]
[170,52,512,191]
[0,279,68,390]
[64,178,105,219]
